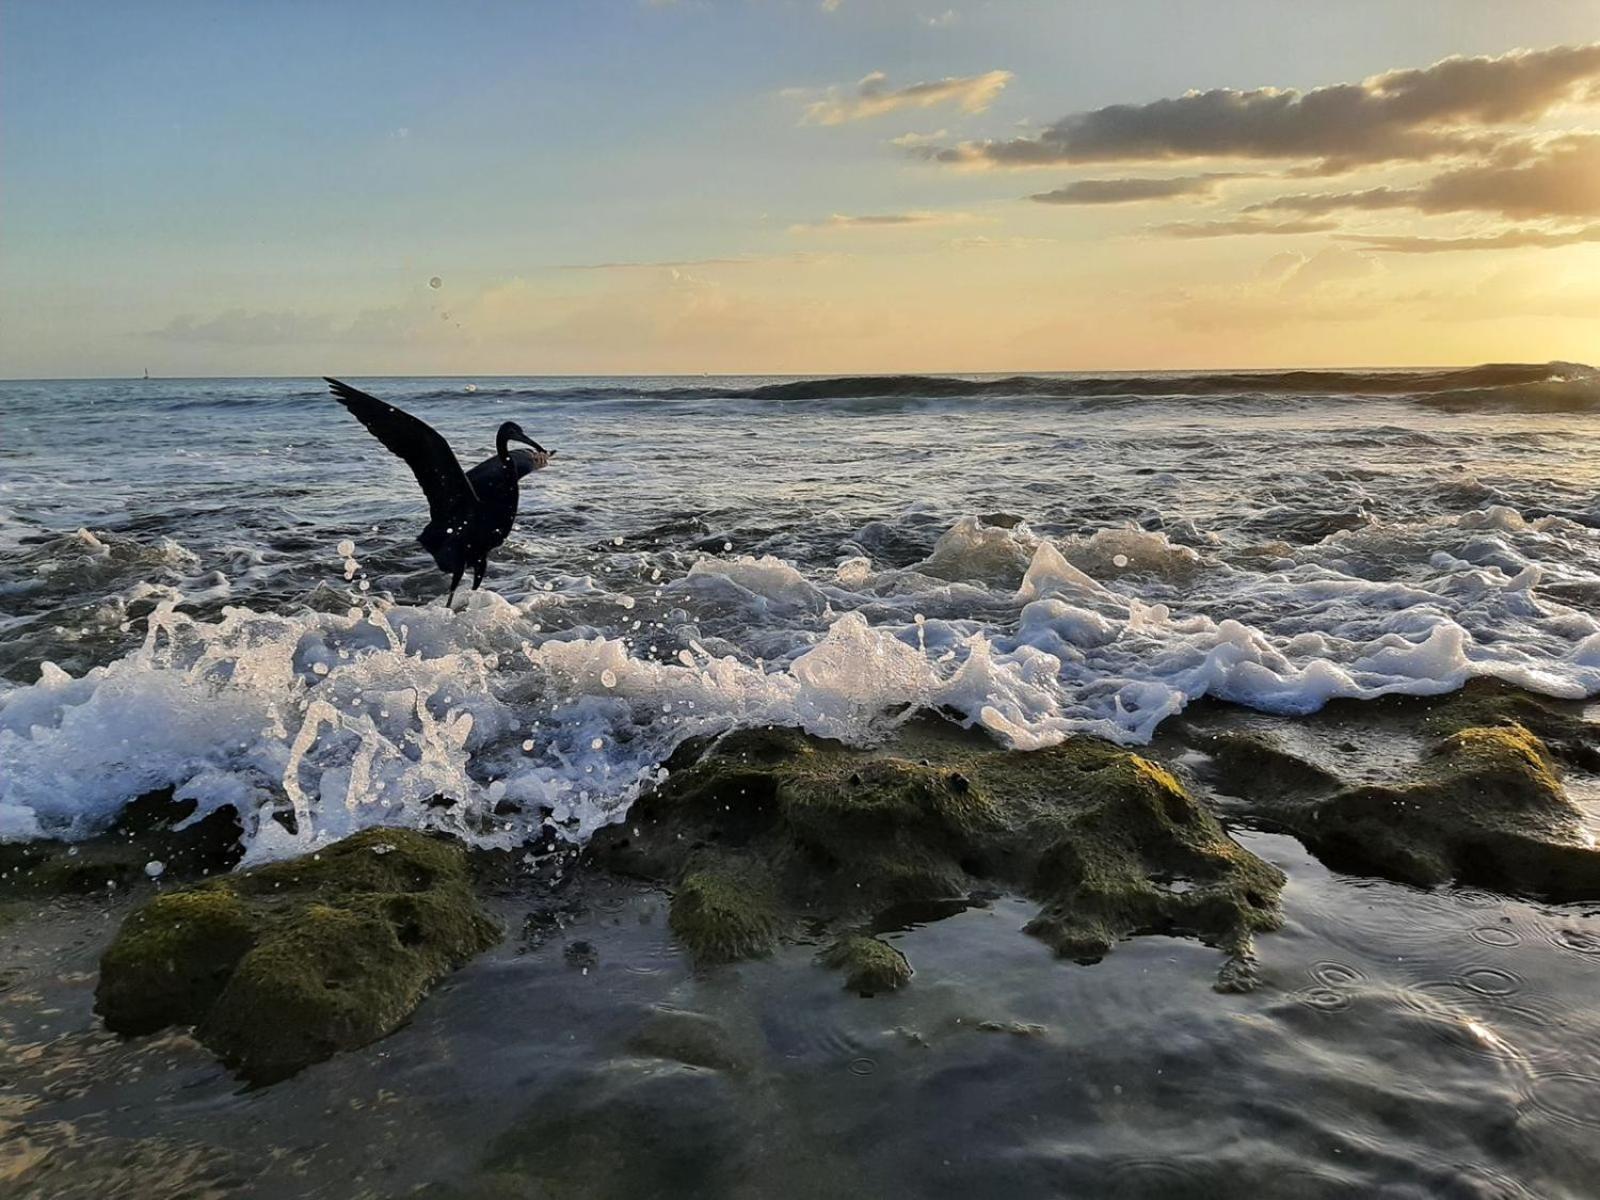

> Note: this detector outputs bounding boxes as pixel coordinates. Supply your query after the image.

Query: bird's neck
[496,428,511,462]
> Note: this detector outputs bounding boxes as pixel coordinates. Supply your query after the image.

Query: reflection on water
[3,834,1599,1198]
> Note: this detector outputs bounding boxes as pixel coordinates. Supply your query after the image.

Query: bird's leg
[446,565,465,608]
[471,558,487,591]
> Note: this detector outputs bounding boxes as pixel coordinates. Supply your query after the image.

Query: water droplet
[337,539,356,557]
[591,737,605,750]
[429,276,442,289]
[723,541,733,551]
[522,739,535,752]
[1113,554,1130,568]
[600,669,617,688]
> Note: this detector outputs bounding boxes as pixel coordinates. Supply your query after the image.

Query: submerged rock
[1260,722,1600,898]
[820,934,912,996]
[1177,680,1600,901]
[587,721,1283,990]
[95,828,499,1083]
[626,1006,751,1073]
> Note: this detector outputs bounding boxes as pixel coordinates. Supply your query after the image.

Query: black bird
[325,378,553,606]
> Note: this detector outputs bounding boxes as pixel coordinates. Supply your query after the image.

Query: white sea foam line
[2,510,1599,858]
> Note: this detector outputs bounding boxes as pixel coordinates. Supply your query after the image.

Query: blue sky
[3,1,1599,376]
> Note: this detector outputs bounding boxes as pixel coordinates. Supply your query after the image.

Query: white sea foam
[3,508,1599,858]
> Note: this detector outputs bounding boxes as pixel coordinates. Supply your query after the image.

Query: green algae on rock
[0,789,244,899]
[587,721,1283,990]
[626,1006,752,1073]
[821,934,912,996]
[95,827,499,1083]
[668,861,780,964]
[1240,720,1600,899]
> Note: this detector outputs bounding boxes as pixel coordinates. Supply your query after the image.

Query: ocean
[3,367,1600,1198]
[4,365,1600,856]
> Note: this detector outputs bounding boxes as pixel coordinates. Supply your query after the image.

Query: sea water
[4,365,1600,858]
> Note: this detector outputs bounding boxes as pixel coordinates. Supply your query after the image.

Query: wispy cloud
[789,210,984,233]
[1339,224,1600,252]
[1030,173,1241,205]
[800,69,1011,125]
[1154,217,1342,238]
[930,43,1600,172]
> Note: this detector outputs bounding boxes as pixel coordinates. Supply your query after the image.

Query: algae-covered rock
[626,1006,751,1073]
[0,789,244,898]
[1254,721,1600,898]
[1019,749,1282,961]
[96,828,500,1082]
[668,860,779,964]
[821,935,912,995]
[588,720,1282,989]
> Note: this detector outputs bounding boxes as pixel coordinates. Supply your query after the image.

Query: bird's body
[325,378,551,605]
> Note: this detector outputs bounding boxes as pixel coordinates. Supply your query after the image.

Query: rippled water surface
[2,368,1600,1197]
[5,367,1600,852]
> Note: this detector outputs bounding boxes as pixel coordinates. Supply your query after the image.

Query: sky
[2,0,1599,378]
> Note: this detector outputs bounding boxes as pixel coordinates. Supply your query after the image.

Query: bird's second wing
[325,379,477,525]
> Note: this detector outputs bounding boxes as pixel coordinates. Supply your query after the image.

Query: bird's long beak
[514,432,550,455]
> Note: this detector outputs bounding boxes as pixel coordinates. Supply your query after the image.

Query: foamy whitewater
[4,366,1600,859]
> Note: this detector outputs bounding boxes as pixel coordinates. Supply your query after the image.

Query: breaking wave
[5,509,1598,861]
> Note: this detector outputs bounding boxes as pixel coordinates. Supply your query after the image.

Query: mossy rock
[1254,722,1600,898]
[821,935,912,995]
[668,860,779,964]
[0,790,244,899]
[626,1006,751,1073]
[588,719,1283,990]
[95,828,500,1082]
[1196,732,1343,804]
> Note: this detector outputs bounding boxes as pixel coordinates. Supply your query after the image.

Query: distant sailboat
[142,368,149,380]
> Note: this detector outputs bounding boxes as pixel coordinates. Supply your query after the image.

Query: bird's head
[497,421,554,467]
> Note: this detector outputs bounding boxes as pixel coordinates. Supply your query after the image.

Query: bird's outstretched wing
[325,378,477,526]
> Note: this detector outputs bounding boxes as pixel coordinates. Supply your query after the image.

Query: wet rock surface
[0,789,243,898]
[95,827,499,1083]
[587,718,1285,989]
[1177,680,1600,899]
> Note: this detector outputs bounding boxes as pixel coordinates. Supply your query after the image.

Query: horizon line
[0,358,1583,384]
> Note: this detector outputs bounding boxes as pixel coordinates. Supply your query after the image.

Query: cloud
[1248,133,1600,220]
[890,129,950,149]
[1154,217,1342,238]
[153,309,339,345]
[789,210,982,232]
[559,256,766,271]
[1155,246,1388,332]
[1339,224,1600,252]
[801,69,1012,125]
[931,42,1600,172]
[1029,173,1239,205]
[947,234,1056,250]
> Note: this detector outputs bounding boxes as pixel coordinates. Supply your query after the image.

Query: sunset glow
[3,1,1599,377]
